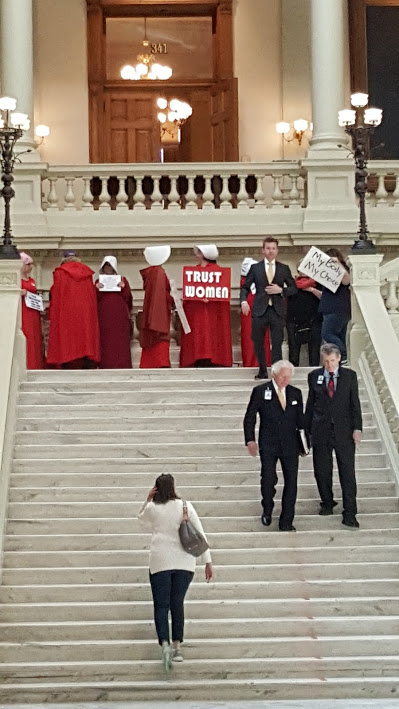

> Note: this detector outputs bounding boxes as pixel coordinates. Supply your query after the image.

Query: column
[0,0,35,150]
[309,0,347,152]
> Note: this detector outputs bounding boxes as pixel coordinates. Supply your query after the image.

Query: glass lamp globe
[351,92,369,108]
[35,124,50,138]
[276,121,290,135]
[364,107,383,126]
[157,98,168,110]
[0,96,17,111]
[293,118,308,133]
[338,109,356,127]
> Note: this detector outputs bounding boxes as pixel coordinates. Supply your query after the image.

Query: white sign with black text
[298,246,345,293]
[25,292,44,312]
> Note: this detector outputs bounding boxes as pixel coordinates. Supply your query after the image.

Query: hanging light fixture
[121,18,172,81]
[157,97,192,144]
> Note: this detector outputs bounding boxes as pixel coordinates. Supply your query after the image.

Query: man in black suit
[240,236,297,380]
[243,360,305,531]
[305,343,363,528]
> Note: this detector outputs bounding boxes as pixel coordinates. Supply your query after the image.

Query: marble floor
[4,702,399,709]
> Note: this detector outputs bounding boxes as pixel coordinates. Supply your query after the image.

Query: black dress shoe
[261,514,272,526]
[279,525,296,532]
[342,516,360,529]
[319,506,334,516]
[255,372,268,380]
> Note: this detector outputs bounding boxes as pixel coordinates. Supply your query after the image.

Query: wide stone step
[6,495,395,520]
[1,655,399,682]
[1,676,398,703]
[16,411,376,431]
[14,425,378,446]
[1,596,399,624]
[7,512,399,535]
[3,562,399,586]
[25,367,270,382]
[2,579,399,604]
[11,453,384,473]
[4,544,399,569]
[1,616,399,644]
[9,470,393,491]
[8,481,394,504]
[5,528,399,552]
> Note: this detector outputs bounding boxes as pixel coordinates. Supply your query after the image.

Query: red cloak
[139,265,173,368]
[47,261,100,366]
[240,276,271,368]
[21,277,44,370]
[180,263,232,368]
[97,276,132,369]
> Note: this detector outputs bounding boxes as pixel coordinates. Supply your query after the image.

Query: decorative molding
[0,272,19,288]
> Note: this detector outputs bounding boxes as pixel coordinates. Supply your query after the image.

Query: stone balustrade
[41,161,306,212]
[367,161,399,207]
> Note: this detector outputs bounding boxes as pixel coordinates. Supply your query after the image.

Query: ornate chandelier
[121,18,172,81]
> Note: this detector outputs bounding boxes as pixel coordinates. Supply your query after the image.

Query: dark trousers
[252,307,284,373]
[149,569,194,645]
[260,452,298,528]
[321,314,349,360]
[287,320,322,367]
[312,431,357,517]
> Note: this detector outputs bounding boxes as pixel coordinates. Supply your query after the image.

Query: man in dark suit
[243,360,305,531]
[240,236,297,380]
[305,343,363,528]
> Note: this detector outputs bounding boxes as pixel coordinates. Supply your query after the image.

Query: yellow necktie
[277,388,286,410]
[267,261,273,305]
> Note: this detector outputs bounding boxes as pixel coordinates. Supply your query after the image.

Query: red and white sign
[182,266,231,302]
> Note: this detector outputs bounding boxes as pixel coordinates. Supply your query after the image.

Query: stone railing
[379,256,399,337]
[367,161,399,207]
[41,161,306,212]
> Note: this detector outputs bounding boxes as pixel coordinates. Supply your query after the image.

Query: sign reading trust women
[298,246,345,293]
[182,266,231,302]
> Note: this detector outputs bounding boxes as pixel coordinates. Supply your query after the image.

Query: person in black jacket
[243,360,305,532]
[305,343,363,528]
[286,270,322,367]
[240,236,297,380]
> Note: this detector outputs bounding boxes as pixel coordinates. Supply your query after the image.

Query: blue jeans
[321,314,349,360]
[149,569,194,645]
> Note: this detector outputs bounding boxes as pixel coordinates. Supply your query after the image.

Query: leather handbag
[179,500,209,557]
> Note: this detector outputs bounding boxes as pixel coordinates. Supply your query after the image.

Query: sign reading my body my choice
[182,266,231,302]
[298,246,345,293]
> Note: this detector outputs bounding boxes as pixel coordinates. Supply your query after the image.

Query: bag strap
[182,499,189,521]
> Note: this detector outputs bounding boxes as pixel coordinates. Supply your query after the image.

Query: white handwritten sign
[25,292,44,312]
[298,247,346,293]
[99,274,121,292]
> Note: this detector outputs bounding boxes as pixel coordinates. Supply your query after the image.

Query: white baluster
[202,176,214,211]
[99,177,111,209]
[168,176,180,211]
[185,175,198,211]
[392,172,399,207]
[47,177,58,210]
[254,174,266,211]
[237,175,250,210]
[289,174,301,206]
[375,173,388,207]
[82,178,93,209]
[151,176,163,210]
[64,178,76,210]
[133,176,145,211]
[220,175,232,210]
[386,277,399,313]
[116,176,128,209]
[272,175,284,208]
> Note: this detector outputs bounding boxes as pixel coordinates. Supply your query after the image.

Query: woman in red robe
[96,256,133,369]
[180,244,232,368]
[139,245,173,368]
[47,251,100,369]
[240,257,271,368]
[20,252,44,369]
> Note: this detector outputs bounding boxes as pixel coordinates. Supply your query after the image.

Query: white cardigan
[138,498,212,574]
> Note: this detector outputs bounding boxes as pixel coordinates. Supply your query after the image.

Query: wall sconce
[157,97,192,145]
[276,119,312,146]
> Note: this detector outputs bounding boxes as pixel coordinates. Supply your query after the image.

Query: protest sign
[25,292,44,312]
[182,266,231,302]
[298,247,345,293]
[169,278,191,334]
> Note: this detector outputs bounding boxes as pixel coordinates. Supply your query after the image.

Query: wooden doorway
[86,0,238,163]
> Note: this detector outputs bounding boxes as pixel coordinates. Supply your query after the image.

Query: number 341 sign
[151,43,168,54]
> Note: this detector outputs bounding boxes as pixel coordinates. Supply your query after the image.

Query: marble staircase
[0,367,399,702]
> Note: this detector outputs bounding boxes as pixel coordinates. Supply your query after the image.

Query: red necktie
[327,372,335,398]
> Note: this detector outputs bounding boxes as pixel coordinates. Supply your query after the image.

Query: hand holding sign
[298,247,346,293]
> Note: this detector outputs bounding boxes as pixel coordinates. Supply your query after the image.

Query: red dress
[47,262,100,367]
[180,263,232,368]
[240,276,271,368]
[21,277,44,370]
[139,266,173,368]
[97,277,133,369]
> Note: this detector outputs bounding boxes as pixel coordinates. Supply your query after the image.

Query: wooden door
[210,78,238,161]
[104,91,160,162]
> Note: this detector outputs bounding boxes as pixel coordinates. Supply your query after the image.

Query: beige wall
[33,0,89,164]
